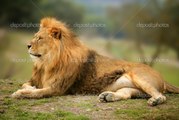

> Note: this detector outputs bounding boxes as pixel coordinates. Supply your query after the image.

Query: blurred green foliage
[0,0,84,26]
[107,0,179,61]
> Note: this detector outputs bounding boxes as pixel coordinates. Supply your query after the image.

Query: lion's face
[28,31,50,61]
[28,26,62,62]
[27,17,76,63]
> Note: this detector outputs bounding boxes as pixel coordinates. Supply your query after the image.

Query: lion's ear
[49,27,62,40]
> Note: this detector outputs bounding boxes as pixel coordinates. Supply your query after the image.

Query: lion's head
[27,17,79,63]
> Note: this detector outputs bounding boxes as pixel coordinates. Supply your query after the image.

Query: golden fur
[12,17,179,106]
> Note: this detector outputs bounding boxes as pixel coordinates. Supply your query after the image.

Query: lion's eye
[37,36,42,40]
[37,36,43,42]
[39,36,43,40]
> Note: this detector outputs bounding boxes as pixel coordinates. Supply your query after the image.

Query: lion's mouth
[30,53,42,57]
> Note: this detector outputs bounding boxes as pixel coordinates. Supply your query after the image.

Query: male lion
[12,17,179,106]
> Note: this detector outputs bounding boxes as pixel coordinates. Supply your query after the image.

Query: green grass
[0,108,89,120]
[0,81,179,120]
[115,107,179,120]
[154,63,179,86]
[114,94,179,120]
[0,31,33,80]
[115,108,148,120]
[0,97,89,120]
[55,111,89,120]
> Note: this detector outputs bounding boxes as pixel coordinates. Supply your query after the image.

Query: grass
[154,63,179,86]
[114,106,179,120]
[0,78,179,120]
[113,94,179,120]
[0,95,89,120]
[1,31,33,80]
[0,107,89,120]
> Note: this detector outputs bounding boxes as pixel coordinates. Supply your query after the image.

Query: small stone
[103,107,113,110]
[8,82,13,85]
[0,109,5,114]
[116,108,121,110]
[86,108,91,112]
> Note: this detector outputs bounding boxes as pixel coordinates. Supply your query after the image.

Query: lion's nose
[27,44,32,49]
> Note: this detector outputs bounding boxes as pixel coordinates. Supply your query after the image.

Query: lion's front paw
[98,91,115,102]
[11,89,32,99]
[11,90,22,99]
[24,86,36,90]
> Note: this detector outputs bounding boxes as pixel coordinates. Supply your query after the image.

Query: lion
[12,17,179,106]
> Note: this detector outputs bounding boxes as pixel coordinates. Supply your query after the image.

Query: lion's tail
[165,82,179,93]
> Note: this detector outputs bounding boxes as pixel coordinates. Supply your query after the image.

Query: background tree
[0,0,84,28]
[107,0,179,66]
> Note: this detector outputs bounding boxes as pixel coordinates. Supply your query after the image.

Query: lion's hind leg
[98,88,145,102]
[132,74,166,106]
